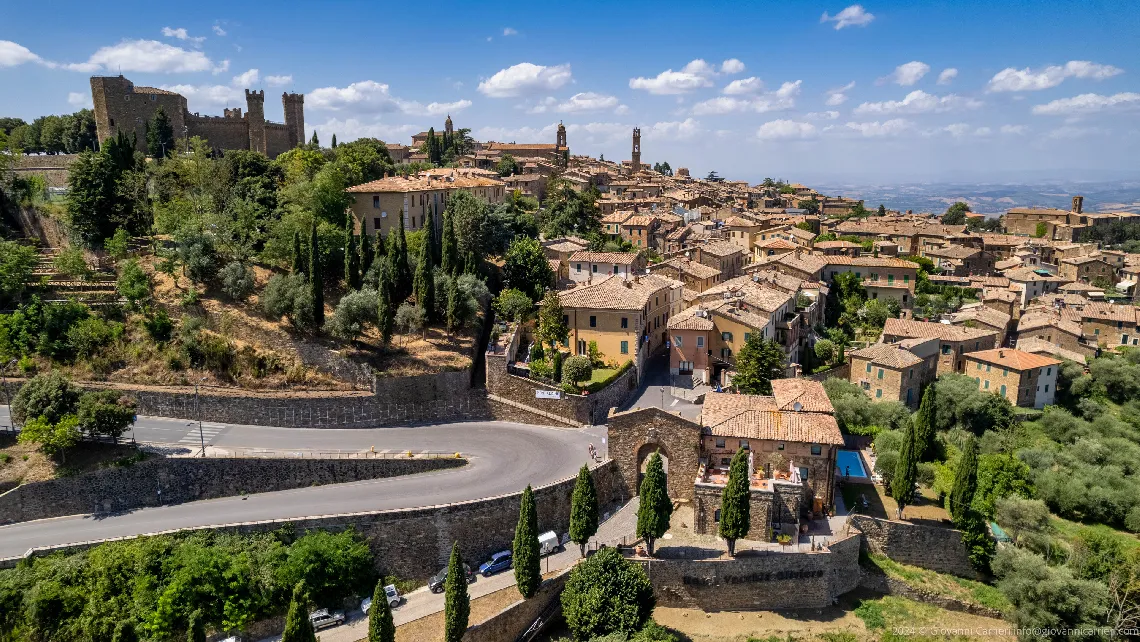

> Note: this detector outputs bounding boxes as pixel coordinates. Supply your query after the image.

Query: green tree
[18,415,82,459]
[146,107,175,159]
[914,384,938,461]
[116,259,150,307]
[562,355,592,387]
[112,621,139,642]
[504,237,554,302]
[361,231,375,277]
[345,218,361,289]
[187,609,206,642]
[367,579,395,642]
[569,464,599,557]
[12,371,81,425]
[104,228,131,262]
[440,209,458,274]
[309,131,320,148]
[540,178,601,238]
[797,198,820,215]
[637,452,673,556]
[66,150,121,246]
[445,274,460,334]
[387,216,412,301]
[513,485,541,598]
[495,288,534,323]
[377,263,395,344]
[561,547,654,640]
[281,582,317,642]
[950,436,979,524]
[942,201,971,225]
[308,224,324,327]
[536,291,568,351]
[892,421,919,519]
[718,448,751,556]
[731,336,786,395]
[331,134,337,148]
[447,190,489,274]
[878,203,887,216]
[0,239,38,307]
[443,543,469,642]
[496,154,521,177]
[414,230,436,321]
[292,231,305,275]
[77,391,136,442]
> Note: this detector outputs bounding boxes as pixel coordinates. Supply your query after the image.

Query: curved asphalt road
[0,412,602,559]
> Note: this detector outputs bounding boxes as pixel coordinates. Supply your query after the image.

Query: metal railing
[193,447,465,460]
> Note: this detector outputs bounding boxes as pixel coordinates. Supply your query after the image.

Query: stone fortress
[90,75,304,158]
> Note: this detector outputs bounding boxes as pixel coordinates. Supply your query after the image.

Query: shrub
[67,317,120,359]
[143,309,174,343]
[12,371,80,424]
[325,288,378,340]
[54,247,90,280]
[261,274,315,331]
[495,288,533,323]
[219,261,255,301]
[176,230,220,284]
[562,355,592,386]
[116,259,150,306]
[76,391,136,441]
[395,303,426,337]
[561,547,654,640]
[17,414,81,457]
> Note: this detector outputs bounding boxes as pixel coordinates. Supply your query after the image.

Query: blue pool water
[836,450,867,479]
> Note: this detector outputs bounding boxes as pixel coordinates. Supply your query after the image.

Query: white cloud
[937,68,958,85]
[160,83,243,108]
[844,119,915,137]
[629,59,717,95]
[67,91,91,108]
[419,100,473,116]
[161,27,205,44]
[309,118,420,144]
[942,123,971,138]
[806,111,840,120]
[881,61,931,86]
[65,39,217,74]
[1047,125,1105,139]
[212,59,230,75]
[825,81,855,106]
[476,123,559,142]
[0,40,42,67]
[502,27,518,36]
[1000,124,1028,135]
[530,92,621,114]
[232,68,259,87]
[756,119,817,140]
[720,58,746,74]
[854,90,982,115]
[820,5,875,29]
[723,77,764,95]
[309,80,403,112]
[692,80,801,115]
[644,118,703,141]
[613,104,630,115]
[265,75,293,87]
[1030,92,1140,116]
[212,25,227,37]
[987,60,1123,92]
[478,63,572,98]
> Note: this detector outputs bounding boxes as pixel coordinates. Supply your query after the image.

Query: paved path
[621,353,703,420]
[263,499,641,642]
[0,409,606,559]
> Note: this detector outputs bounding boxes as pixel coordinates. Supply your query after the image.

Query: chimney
[1072,195,1084,214]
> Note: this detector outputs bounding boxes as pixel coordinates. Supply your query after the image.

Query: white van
[538,531,563,556]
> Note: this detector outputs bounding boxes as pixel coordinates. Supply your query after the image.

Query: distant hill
[812,181,1140,217]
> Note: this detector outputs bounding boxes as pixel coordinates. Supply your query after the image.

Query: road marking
[669,399,678,407]
[178,425,227,445]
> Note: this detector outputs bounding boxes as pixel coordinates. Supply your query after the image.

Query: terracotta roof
[1062,255,1111,265]
[702,387,842,445]
[995,258,1022,271]
[136,86,183,96]
[658,258,721,279]
[1003,267,1070,283]
[849,343,924,369]
[771,379,834,413]
[1016,309,1083,337]
[972,276,1010,288]
[347,174,504,193]
[1080,302,1139,324]
[982,288,1019,303]
[925,246,981,259]
[964,348,1060,371]
[742,269,809,293]
[948,306,1011,331]
[757,238,798,250]
[788,227,817,241]
[822,256,920,269]
[882,318,998,342]
[724,216,759,227]
[755,252,827,276]
[667,306,715,331]
[699,241,744,257]
[568,251,641,265]
[545,241,587,253]
[813,240,862,249]
[557,274,679,311]
[1014,337,1087,364]
[601,211,632,224]
[699,276,794,313]
[623,215,654,227]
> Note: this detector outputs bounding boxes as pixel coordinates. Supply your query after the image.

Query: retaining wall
[464,568,571,642]
[849,514,977,578]
[0,456,465,525]
[858,569,1003,618]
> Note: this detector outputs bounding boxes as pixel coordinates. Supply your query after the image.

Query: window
[811,444,822,456]
[877,368,884,379]
[744,332,751,342]
[876,389,882,398]
[942,345,952,355]
[888,274,895,284]
[577,340,586,355]
[1000,385,1007,396]
[592,264,598,273]
[721,348,731,358]
[563,315,569,326]
[975,377,980,384]
[986,364,991,372]
[714,509,721,523]
[621,317,628,328]
[739,440,749,449]
[1123,335,1131,345]
[1003,368,1008,377]
[589,316,597,328]
[696,336,705,347]
[1095,328,1100,335]
[861,381,871,390]
[984,380,990,390]
[373,195,380,208]
[778,443,785,450]
[620,341,628,354]
[715,438,726,448]
[1046,367,1052,375]
[976,362,982,370]
[373,217,381,231]
[906,388,913,404]
[866,362,873,373]
[109,118,115,127]
[722,332,733,342]
[1045,384,1050,392]
[720,458,730,466]
[576,263,582,273]
[674,336,683,347]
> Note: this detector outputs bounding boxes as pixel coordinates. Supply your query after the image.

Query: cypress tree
[569,464,599,557]
[552,350,563,383]
[281,582,317,642]
[374,229,386,260]
[377,263,395,345]
[331,133,338,148]
[425,204,438,266]
[187,609,206,642]
[718,447,751,556]
[443,542,469,642]
[513,485,541,598]
[367,578,396,642]
[361,230,374,278]
[292,230,304,275]
[636,452,673,556]
[310,131,319,148]
[892,421,919,520]
[914,384,938,461]
[446,275,460,335]
[388,216,411,301]
[426,127,437,164]
[413,229,435,321]
[308,223,324,327]
[440,210,458,275]
[949,436,979,524]
[112,622,138,642]
[344,217,360,289]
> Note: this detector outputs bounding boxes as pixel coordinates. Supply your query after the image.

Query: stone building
[848,340,938,408]
[346,172,506,238]
[963,349,1060,408]
[567,251,646,284]
[1059,255,1117,285]
[881,318,998,375]
[90,75,304,157]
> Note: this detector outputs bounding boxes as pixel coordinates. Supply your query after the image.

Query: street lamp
[194,377,207,457]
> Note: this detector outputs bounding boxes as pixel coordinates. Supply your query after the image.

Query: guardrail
[194,447,465,460]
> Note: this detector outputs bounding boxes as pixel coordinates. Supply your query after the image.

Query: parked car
[308,609,345,630]
[361,584,402,613]
[538,531,563,556]
[428,563,477,593]
[478,550,513,577]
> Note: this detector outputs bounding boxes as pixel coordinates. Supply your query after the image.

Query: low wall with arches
[607,406,702,501]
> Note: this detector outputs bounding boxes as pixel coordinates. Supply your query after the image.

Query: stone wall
[0,456,464,525]
[6,461,625,581]
[637,531,862,611]
[858,568,1003,618]
[464,568,571,642]
[692,481,806,537]
[9,204,70,247]
[10,155,75,189]
[607,407,702,501]
[850,514,977,579]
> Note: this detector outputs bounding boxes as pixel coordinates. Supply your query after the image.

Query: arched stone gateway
[608,407,701,502]
[636,442,670,491]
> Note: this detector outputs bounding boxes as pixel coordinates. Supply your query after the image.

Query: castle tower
[282,92,305,150]
[631,127,641,173]
[1072,195,1084,214]
[445,114,454,138]
[245,89,267,155]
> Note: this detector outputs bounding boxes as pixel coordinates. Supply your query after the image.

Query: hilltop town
[3,79,1140,642]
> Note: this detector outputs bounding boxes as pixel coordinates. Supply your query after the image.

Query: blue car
[478,550,513,576]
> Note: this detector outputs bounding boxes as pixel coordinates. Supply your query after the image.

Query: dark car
[478,550,513,577]
[428,563,477,593]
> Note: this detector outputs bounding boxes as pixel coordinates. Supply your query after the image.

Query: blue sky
[2,0,1139,182]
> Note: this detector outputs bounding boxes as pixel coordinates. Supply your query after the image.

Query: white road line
[669,399,679,407]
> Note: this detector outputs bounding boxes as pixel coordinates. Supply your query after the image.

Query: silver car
[308,608,345,630]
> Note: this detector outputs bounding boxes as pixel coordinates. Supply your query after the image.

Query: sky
[2,0,1139,183]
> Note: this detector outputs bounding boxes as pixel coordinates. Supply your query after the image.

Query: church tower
[445,114,454,138]
[631,127,641,173]
[556,121,567,149]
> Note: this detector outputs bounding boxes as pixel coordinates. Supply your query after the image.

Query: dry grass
[394,584,524,642]
[0,434,146,489]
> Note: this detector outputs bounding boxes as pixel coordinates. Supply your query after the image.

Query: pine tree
[512,485,541,598]
[892,421,919,520]
[446,275,460,335]
[310,131,320,148]
[440,210,458,275]
[281,582,317,642]
[292,230,304,275]
[949,436,979,524]
[414,230,435,321]
[361,230,374,278]
[636,452,673,556]
[377,263,395,345]
[187,609,206,642]
[718,447,751,556]
[443,542,470,642]
[569,464,599,557]
[331,133,338,149]
[308,223,324,327]
[914,384,938,461]
[367,578,396,642]
[345,218,360,289]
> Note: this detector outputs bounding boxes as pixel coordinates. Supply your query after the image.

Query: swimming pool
[836,450,867,479]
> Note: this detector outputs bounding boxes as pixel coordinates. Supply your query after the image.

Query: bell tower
[445,114,454,138]
[631,127,641,173]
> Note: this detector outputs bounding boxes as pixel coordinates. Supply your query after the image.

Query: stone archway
[608,407,702,502]
[637,442,670,494]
